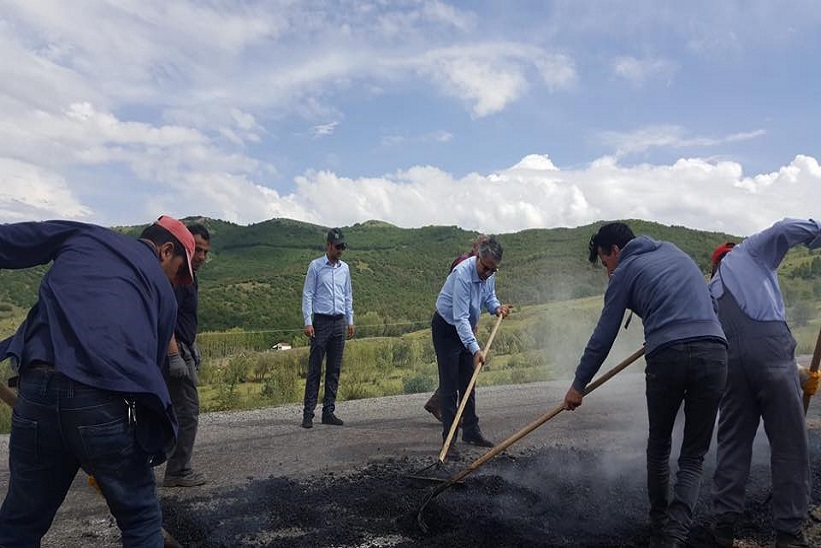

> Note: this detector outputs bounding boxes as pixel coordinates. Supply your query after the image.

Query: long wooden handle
[446,346,645,485]
[802,324,821,413]
[439,313,504,463]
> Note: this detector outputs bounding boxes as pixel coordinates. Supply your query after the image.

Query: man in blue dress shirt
[432,235,512,457]
[709,218,818,548]
[0,215,195,548]
[301,228,355,429]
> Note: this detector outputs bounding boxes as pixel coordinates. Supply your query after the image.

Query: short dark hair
[477,235,503,263]
[186,223,210,241]
[588,222,635,264]
[139,224,186,258]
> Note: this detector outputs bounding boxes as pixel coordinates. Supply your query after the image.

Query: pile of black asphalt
[162,428,821,548]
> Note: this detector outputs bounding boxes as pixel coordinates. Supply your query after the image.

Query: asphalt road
[2,360,820,546]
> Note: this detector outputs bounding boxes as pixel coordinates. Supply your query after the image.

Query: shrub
[402,374,436,394]
[260,364,300,405]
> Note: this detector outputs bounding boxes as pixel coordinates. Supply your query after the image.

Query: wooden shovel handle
[439,313,504,464]
[447,346,645,484]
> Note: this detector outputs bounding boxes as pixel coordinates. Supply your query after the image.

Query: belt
[26,360,56,372]
[314,313,345,320]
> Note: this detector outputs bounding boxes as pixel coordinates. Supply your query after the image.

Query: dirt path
[2,370,821,546]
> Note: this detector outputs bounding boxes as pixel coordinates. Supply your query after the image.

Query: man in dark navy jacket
[0,215,194,548]
[163,223,211,488]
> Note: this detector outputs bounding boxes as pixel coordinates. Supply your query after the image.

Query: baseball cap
[155,215,196,285]
[326,228,346,246]
[711,242,736,268]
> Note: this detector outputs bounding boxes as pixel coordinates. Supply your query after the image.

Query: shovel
[416,346,646,533]
[408,314,504,484]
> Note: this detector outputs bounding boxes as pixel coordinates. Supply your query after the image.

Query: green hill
[1,217,819,340]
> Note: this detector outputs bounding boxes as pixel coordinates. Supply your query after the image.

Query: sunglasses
[478,258,498,273]
[334,243,347,250]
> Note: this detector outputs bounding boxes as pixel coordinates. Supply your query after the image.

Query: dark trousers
[712,291,809,535]
[303,314,346,418]
[164,342,199,478]
[0,369,163,548]
[645,339,727,543]
[431,312,480,441]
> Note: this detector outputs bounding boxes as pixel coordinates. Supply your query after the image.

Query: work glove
[168,352,188,379]
[804,369,821,398]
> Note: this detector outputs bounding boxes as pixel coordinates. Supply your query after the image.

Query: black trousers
[303,314,347,418]
[431,312,480,440]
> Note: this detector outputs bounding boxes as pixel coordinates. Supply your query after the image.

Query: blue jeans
[0,369,163,548]
[645,340,727,543]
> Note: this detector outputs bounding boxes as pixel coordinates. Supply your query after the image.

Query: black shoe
[463,432,494,448]
[711,521,734,548]
[776,529,809,548]
[301,416,313,429]
[443,441,461,460]
[321,413,344,426]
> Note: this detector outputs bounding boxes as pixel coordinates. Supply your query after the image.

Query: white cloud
[599,126,766,158]
[380,130,453,147]
[3,143,819,239]
[278,154,821,237]
[0,158,91,221]
[415,44,576,117]
[611,56,677,87]
[311,121,339,139]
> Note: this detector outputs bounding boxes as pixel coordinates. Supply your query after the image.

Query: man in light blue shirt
[709,218,821,548]
[432,235,512,456]
[300,228,355,429]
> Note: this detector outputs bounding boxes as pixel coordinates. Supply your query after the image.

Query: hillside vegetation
[2,218,821,430]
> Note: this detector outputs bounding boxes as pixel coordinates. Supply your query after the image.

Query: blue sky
[1,0,819,236]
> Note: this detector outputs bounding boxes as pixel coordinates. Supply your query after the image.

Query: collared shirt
[174,276,199,346]
[710,218,821,322]
[435,256,501,355]
[0,221,178,443]
[302,254,354,325]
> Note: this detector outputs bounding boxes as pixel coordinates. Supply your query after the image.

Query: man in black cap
[300,227,355,428]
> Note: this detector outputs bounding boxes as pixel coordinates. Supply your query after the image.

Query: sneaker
[321,413,344,426]
[163,472,207,487]
[776,529,809,548]
[463,431,494,448]
[301,416,313,429]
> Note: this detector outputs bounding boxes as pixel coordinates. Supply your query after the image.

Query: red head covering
[711,242,736,268]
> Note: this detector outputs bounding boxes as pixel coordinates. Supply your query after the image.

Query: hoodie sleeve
[572,271,631,392]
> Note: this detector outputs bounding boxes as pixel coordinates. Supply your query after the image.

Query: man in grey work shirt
[709,218,819,548]
[300,228,355,429]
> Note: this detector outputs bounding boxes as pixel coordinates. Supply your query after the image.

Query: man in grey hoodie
[563,222,728,548]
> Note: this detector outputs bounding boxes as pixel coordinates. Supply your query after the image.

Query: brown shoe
[423,395,443,422]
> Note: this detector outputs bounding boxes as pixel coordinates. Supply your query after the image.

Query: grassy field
[1,297,820,434]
